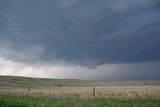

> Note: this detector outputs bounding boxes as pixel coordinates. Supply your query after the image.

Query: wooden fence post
[49,86,51,95]
[12,78,19,94]
[93,85,96,98]
[13,83,16,94]
[144,84,148,97]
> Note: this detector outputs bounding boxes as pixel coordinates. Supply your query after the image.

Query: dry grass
[0,76,160,107]
[0,76,160,100]
[1,85,160,100]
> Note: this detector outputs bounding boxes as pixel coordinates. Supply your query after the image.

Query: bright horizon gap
[0,57,160,80]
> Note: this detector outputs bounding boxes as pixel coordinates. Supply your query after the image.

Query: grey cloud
[108,0,157,13]
[109,61,160,80]
[0,0,160,67]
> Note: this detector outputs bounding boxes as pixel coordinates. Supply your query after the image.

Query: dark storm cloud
[0,0,160,67]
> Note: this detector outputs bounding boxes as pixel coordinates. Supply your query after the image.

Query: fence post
[93,85,96,98]
[13,83,16,94]
[144,84,148,97]
[49,86,51,95]
[12,78,19,94]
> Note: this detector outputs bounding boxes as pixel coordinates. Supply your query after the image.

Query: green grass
[0,76,160,107]
[0,95,160,107]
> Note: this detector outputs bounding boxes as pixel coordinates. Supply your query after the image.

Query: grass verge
[0,95,160,107]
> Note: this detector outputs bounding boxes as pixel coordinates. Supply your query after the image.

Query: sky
[0,0,160,80]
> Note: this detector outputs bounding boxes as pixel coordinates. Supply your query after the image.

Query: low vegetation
[0,76,160,107]
[0,94,160,107]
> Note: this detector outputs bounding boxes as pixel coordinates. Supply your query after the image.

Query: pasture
[0,76,160,107]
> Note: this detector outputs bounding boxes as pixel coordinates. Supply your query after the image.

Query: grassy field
[0,75,160,107]
[1,95,160,107]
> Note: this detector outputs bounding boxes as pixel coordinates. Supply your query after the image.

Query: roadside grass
[0,94,160,107]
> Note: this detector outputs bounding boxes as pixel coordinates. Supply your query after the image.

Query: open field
[0,76,160,107]
[1,95,160,107]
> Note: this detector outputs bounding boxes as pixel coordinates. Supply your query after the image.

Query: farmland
[0,76,160,107]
